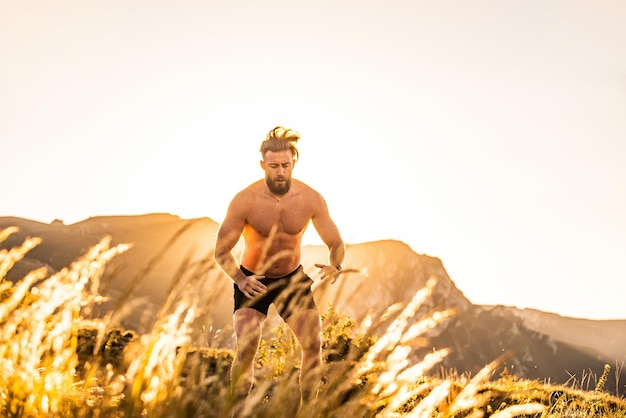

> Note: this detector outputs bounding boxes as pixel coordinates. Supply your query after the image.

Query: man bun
[260,126,301,161]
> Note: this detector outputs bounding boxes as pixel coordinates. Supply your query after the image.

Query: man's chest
[246,201,312,236]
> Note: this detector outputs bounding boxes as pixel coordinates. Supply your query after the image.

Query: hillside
[508,307,626,364]
[0,214,229,333]
[302,242,626,395]
[2,214,625,395]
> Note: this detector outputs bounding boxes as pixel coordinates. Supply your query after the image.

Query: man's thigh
[233,308,266,339]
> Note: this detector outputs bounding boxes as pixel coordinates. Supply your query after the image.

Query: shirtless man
[214,126,345,415]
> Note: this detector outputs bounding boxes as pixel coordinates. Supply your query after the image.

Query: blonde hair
[260,126,301,161]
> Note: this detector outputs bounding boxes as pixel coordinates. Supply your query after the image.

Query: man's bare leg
[286,309,322,415]
[231,308,265,417]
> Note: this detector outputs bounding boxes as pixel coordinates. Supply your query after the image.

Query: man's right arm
[215,195,248,282]
[214,195,267,298]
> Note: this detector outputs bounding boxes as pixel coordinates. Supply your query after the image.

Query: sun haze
[1,1,625,320]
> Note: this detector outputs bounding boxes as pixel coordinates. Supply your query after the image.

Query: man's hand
[236,275,267,299]
[315,263,342,284]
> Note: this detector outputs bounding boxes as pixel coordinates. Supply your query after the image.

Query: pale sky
[2,1,625,320]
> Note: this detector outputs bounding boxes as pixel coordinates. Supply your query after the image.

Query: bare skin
[215,149,345,416]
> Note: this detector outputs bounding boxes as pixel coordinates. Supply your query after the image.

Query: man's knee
[287,310,321,344]
[295,324,322,356]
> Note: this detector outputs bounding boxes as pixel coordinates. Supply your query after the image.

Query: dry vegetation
[1,227,625,417]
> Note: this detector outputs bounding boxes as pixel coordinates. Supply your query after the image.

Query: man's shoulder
[292,179,317,194]
[231,181,263,202]
[292,180,324,203]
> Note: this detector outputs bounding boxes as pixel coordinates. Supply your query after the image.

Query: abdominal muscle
[240,229,303,277]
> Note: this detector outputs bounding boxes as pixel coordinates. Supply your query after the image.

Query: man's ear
[260,160,265,170]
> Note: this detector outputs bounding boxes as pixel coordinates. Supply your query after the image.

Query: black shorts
[234,265,317,318]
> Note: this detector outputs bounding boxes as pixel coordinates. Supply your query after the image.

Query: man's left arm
[311,194,345,282]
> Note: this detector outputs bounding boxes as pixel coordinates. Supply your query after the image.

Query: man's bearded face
[262,150,294,196]
[266,175,291,195]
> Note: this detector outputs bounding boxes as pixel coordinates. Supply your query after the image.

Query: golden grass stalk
[0,226,19,243]
[595,363,611,393]
[0,267,47,323]
[0,233,129,417]
[0,228,41,280]
[358,276,443,376]
[123,251,221,417]
[404,380,453,417]
[489,403,546,418]
[2,226,624,417]
[448,354,513,414]
[306,275,458,417]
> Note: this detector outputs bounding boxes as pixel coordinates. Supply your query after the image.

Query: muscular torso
[240,180,316,277]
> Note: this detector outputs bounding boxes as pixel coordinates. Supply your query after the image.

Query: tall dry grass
[1,226,624,417]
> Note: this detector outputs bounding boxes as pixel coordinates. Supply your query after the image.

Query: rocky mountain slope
[302,241,626,395]
[508,307,626,365]
[2,214,624,394]
[0,214,229,333]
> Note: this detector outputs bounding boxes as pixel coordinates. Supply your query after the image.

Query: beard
[266,176,291,196]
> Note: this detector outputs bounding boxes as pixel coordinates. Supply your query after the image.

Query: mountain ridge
[1,213,624,394]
